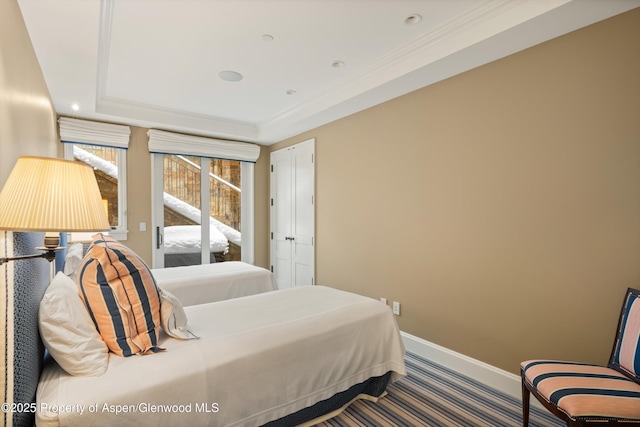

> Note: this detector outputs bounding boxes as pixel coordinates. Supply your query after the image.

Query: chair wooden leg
[522,377,530,427]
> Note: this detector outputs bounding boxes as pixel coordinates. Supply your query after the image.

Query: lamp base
[43,232,60,249]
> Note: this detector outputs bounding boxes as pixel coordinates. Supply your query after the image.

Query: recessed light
[71,103,80,111]
[332,60,345,68]
[262,34,274,42]
[219,70,243,82]
[286,90,297,96]
[405,14,422,25]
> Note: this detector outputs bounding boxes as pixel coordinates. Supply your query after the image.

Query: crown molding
[259,0,571,140]
[89,0,634,145]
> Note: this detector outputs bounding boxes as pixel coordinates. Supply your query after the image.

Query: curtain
[59,117,130,149]
[147,129,260,163]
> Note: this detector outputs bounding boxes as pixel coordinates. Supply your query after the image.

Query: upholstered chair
[521,287,640,426]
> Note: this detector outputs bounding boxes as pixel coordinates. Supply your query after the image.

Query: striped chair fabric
[521,288,640,426]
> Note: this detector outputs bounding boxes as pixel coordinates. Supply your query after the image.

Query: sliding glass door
[151,154,248,268]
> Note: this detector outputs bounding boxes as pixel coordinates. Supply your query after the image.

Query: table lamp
[0,156,111,265]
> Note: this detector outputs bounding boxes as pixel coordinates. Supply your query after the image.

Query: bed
[151,261,277,306]
[22,234,406,427]
[36,286,406,426]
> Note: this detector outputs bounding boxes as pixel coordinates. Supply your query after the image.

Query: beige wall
[124,127,153,262]
[253,146,271,267]
[0,0,57,180]
[268,9,640,374]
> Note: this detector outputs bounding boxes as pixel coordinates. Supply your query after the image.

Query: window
[59,118,130,240]
[148,129,259,268]
[160,155,242,267]
[63,143,127,239]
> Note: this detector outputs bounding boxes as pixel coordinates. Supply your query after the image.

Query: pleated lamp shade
[0,156,111,232]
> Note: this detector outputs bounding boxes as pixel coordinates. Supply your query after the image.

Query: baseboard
[401,331,541,409]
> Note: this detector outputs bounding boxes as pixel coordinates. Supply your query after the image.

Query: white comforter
[151,261,276,306]
[36,286,406,427]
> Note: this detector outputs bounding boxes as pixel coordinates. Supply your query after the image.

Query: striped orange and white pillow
[77,234,163,357]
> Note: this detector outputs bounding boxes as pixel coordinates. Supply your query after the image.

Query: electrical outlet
[392,301,401,316]
[380,298,387,305]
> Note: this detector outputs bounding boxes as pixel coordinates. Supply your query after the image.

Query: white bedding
[151,261,276,306]
[36,286,406,427]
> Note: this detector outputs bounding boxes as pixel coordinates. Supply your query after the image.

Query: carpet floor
[314,351,563,427]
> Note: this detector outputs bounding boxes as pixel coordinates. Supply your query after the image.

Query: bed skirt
[263,372,392,427]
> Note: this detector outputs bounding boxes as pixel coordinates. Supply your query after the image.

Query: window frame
[63,143,128,241]
[147,129,259,268]
[151,154,254,268]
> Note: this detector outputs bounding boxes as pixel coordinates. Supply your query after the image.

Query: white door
[270,139,315,288]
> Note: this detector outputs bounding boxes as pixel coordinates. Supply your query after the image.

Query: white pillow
[39,272,109,376]
[62,242,84,282]
[159,288,198,340]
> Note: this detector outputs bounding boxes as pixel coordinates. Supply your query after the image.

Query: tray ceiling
[17,0,640,144]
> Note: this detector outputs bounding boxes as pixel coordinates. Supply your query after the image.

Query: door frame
[269,138,315,288]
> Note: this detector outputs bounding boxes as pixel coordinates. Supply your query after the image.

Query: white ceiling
[17,0,640,145]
